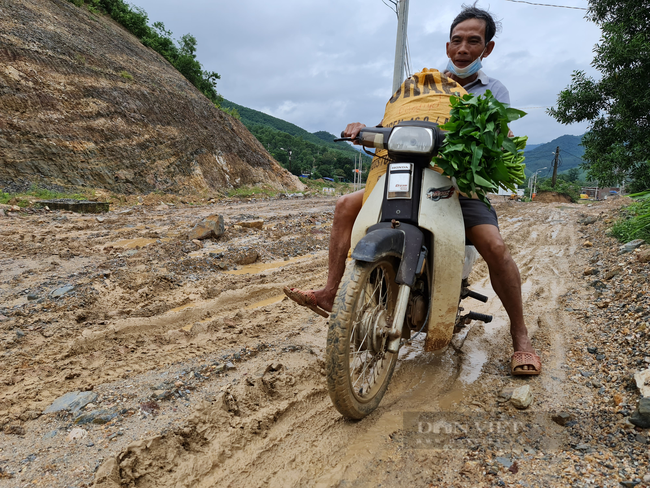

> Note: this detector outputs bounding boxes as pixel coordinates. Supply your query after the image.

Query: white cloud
[131,0,601,143]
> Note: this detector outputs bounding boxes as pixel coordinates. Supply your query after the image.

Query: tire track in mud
[96,202,595,487]
[1,199,609,488]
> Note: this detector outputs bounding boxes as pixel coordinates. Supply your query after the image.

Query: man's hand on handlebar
[343,123,366,144]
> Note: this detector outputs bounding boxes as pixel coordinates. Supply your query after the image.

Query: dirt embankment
[0,197,648,488]
[0,0,302,194]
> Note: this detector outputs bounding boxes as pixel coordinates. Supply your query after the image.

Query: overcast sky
[131,0,601,144]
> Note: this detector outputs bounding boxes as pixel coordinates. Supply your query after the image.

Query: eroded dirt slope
[0,197,648,488]
[0,0,301,194]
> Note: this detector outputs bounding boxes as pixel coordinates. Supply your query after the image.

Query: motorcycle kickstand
[450,325,472,352]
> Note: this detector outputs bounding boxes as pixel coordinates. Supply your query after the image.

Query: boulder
[188,214,225,240]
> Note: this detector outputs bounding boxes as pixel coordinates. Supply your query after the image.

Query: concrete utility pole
[392,0,410,95]
[551,146,560,188]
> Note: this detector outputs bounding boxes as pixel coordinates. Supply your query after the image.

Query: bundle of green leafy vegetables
[436,90,527,206]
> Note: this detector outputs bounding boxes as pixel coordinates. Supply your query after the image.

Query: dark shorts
[459,195,499,230]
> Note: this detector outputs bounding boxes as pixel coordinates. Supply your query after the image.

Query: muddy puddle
[225,255,308,275]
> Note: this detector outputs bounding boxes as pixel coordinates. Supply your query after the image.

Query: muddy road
[1,196,647,487]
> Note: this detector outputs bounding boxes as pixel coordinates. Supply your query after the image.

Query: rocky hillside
[0,0,302,194]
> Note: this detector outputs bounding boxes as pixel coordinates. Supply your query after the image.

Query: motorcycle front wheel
[326,258,399,419]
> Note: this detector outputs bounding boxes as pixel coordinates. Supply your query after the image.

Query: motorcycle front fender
[351,227,404,263]
[351,223,424,287]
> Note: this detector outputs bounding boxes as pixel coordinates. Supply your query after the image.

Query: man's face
[446,18,495,68]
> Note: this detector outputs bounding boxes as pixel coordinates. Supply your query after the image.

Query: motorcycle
[327,121,493,419]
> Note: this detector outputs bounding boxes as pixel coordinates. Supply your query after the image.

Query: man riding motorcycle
[284,5,541,376]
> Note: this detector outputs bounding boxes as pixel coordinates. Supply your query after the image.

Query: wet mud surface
[0,196,648,487]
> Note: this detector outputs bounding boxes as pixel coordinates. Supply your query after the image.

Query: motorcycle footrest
[462,289,489,303]
[462,311,493,323]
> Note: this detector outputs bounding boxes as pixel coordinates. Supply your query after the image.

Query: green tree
[548,0,650,192]
[565,167,581,183]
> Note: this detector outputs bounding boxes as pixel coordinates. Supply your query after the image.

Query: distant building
[581,187,622,199]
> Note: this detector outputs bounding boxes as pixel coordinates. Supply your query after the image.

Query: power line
[562,149,584,160]
[504,0,587,10]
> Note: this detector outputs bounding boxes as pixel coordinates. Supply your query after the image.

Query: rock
[580,216,598,225]
[187,214,225,240]
[27,294,39,301]
[583,267,598,276]
[636,434,648,444]
[630,398,650,428]
[235,249,258,265]
[587,347,598,354]
[96,216,105,223]
[497,386,515,402]
[66,427,87,441]
[225,362,236,371]
[74,408,119,425]
[0,209,5,217]
[638,250,650,263]
[575,443,591,451]
[619,239,645,253]
[604,268,622,280]
[50,285,75,298]
[43,391,98,414]
[634,369,650,397]
[510,385,533,409]
[151,390,171,400]
[580,370,593,378]
[237,219,264,229]
[583,241,593,247]
[551,412,572,426]
[620,481,641,488]
[495,456,513,468]
[644,474,650,483]
[191,239,203,249]
[589,279,607,290]
[4,424,25,435]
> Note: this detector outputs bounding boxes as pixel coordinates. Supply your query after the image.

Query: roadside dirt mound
[534,191,572,203]
[0,0,302,194]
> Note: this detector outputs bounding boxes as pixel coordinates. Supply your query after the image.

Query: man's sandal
[283,287,329,318]
[511,351,542,376]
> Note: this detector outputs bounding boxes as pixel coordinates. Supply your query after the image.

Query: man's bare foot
[312,288,335,313]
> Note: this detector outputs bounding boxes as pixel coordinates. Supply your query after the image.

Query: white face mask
[446,48,486,79]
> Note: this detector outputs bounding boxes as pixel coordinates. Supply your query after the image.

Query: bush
[611,191,650,243]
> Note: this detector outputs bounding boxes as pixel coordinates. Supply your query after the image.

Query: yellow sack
[362,68,467,204]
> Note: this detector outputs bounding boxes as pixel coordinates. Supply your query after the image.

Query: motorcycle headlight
[387,127,434,154]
